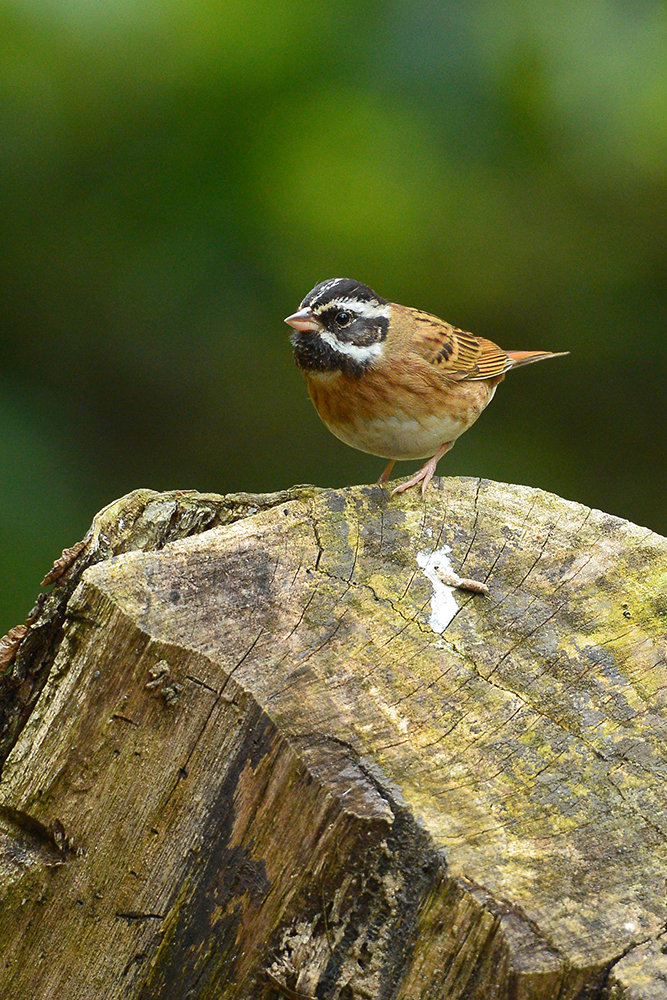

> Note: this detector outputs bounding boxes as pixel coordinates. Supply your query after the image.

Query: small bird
[285,278,568,495]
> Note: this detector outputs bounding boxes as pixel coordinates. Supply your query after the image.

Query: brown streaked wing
[407,310,511,382]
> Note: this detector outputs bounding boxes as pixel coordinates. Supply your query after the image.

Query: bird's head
[285,278,390,376]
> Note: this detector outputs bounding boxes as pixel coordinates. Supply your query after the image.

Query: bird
[284,278,568,495]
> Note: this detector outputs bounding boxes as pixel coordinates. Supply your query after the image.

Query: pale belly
[307,370,498,461]
[324,410,470,460]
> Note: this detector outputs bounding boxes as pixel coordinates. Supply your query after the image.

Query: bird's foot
[390,442,453,496]
[390,458,438,496]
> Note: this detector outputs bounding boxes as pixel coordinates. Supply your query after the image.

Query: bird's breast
[304,365,499,461]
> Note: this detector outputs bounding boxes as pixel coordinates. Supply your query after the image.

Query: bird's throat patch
[291,329,384,377]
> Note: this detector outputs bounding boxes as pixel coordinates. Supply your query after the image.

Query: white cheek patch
[319,329,385,365]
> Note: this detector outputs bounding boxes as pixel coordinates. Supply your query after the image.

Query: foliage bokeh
[1,0,665,628]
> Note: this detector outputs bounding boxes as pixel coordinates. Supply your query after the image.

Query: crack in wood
[485,601,569,682]
[482,496,541,590]
[185,674,219,694]
[459,476,483,571]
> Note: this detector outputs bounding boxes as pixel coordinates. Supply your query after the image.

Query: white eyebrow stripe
[319,330,385,364]
[322,298,391,320]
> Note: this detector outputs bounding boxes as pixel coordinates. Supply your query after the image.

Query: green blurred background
[1,0,665,630]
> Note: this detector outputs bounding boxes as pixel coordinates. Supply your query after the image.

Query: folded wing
[407,309,567,381]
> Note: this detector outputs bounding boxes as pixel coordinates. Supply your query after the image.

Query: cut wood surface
[0,480,665,1000]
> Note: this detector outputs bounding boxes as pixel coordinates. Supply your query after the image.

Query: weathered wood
[0,480,665,999]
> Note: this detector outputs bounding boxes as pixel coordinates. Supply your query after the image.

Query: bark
[0,479,665,1000]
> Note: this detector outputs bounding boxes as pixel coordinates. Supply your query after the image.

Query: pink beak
[284,307,323,333]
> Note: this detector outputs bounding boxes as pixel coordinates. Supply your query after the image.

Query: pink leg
[377,459,396,485]
[390,442,453,496]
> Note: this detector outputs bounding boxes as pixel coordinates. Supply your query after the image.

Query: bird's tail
[507,350,569,369]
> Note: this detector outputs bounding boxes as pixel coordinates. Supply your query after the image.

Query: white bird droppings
[417,545,460,634]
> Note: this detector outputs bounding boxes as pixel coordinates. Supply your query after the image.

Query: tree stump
[0,479,665,1000]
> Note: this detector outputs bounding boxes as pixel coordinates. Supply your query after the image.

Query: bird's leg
[390,442,453,496]
[377,459,396,485]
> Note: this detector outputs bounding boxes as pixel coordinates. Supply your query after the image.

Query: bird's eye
[335,309,352,327]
